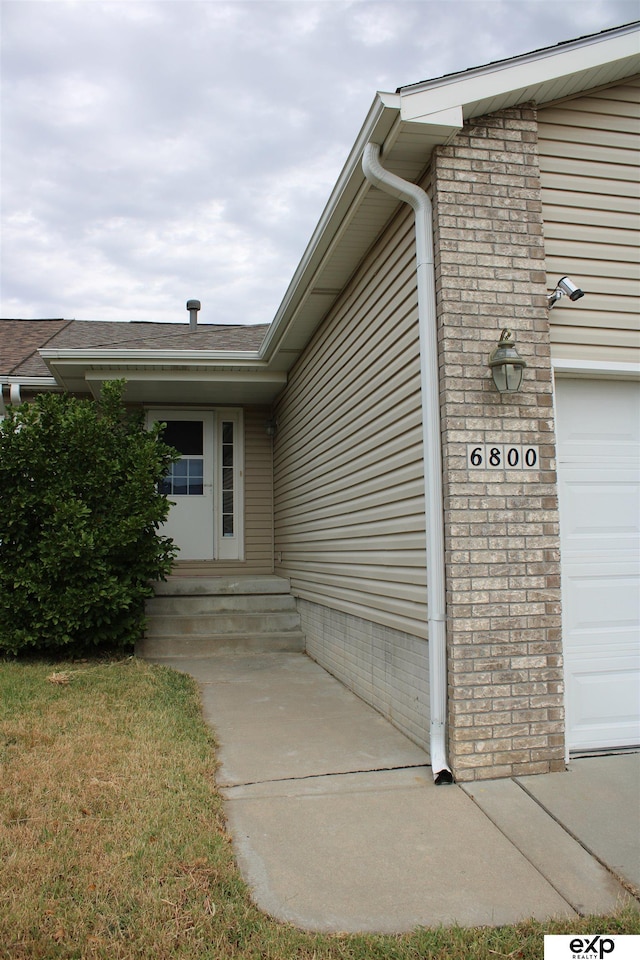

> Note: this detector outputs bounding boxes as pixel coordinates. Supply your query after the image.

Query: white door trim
[552,358,640,379]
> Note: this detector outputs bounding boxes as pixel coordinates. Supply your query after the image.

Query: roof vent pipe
[186,299,201,331]
[362,141,453,785]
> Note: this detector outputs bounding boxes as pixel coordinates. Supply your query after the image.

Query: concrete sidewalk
[152,651,639,933]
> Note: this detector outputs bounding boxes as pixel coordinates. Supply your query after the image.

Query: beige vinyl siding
[538,78,640,362]
[173,405,274,577]
[274,202,428,638]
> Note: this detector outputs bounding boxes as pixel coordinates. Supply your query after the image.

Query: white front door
[149,409,244,562]
[556,378,640,752]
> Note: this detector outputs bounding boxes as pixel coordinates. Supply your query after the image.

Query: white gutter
[0,376,61,407]
[39,348,264,364]
[362,142,453,784]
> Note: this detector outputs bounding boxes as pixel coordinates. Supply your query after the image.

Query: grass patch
[1,657,638,959]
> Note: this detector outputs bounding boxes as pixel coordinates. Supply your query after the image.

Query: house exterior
[1,22,638,782]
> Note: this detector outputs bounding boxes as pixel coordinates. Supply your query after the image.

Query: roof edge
[399,21,640,121]
[259,91,401,362]
[399,20,640,95]
[39,347,265,365]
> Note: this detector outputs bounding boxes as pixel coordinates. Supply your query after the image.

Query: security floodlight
[548,277,585,308]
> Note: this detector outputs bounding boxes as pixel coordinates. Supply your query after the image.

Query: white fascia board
[400,28,640,121]
[40,348,263,365]
[85,369,286,384]
[1,375,59,388]
[39,349,275,395]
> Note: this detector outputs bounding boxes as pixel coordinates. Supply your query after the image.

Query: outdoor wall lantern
[488,328,527,394]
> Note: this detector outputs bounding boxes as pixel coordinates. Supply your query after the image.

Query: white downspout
[362,142,453,784]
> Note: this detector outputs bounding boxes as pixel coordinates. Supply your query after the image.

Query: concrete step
[146,593,298,617]
[145,611,303,637]
[137,631,306,658]
[140,574,305,659]
[152,576,292,597]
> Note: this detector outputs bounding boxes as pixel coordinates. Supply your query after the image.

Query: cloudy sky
[1,0,636,325]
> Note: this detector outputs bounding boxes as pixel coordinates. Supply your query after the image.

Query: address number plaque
[467,443,539,471]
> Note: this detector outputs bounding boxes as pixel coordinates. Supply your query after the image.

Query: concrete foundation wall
[298,598,430,755]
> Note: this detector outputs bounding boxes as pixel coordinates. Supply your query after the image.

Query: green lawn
[1,657,637,959]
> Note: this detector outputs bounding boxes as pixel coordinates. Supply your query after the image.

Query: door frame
[147,407,244,562]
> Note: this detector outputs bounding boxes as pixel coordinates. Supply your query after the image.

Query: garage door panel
[571,660,640,750]
[564,566,640,632]
[560,473,639,554]
[558,380,640,449]
[556,378,640,753]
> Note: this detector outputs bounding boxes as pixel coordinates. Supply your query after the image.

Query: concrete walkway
[152,651,640,933]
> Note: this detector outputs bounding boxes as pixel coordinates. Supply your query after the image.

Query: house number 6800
[467,444,539,470]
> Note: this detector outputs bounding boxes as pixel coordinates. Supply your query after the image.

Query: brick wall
[431,105,566,780]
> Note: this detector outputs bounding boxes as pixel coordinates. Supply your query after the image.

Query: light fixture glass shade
[488,328,526,394]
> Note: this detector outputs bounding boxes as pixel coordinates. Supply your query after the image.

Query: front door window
[221,420,234,536]
[159,420,204,496]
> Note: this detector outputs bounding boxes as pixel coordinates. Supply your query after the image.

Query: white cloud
[349,1,409,47]
[1,0,637,323]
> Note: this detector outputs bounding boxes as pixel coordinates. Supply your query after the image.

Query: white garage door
[556,378,640,753]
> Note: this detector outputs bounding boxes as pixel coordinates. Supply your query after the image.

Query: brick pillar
[432,105,565,781]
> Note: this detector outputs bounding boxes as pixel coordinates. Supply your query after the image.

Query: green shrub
[0,381,179,655]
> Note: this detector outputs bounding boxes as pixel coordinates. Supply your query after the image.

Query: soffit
[40,352,286,405]
[262,114,456,370]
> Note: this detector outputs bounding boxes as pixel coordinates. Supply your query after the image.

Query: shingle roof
[1,319,270,378]
[0,319,71,376]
